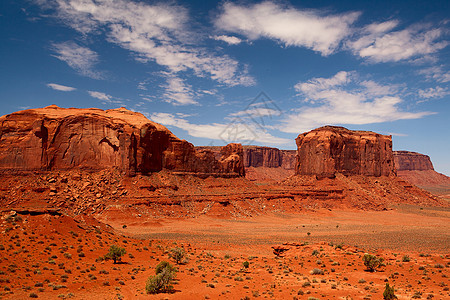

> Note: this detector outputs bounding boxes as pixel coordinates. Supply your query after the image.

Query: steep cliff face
[280,150,296,170]
[295,126,396,177]
[243,146,296,170]
[0,106,244,176]
[394,151,434,171]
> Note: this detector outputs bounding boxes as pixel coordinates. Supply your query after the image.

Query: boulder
[295,126,395,177]
[0,105,244,176]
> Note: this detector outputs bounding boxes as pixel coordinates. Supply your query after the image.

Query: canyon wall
[243,146,296,170]
[295,126,396,177]
[393,151,434,171]
[196,146,296,170]
[0,106,244,176]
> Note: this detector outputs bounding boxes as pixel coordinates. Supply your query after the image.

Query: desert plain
[0,106,449,299]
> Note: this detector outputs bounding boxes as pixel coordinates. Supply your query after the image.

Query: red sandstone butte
[393,151,434,171]
[243,146,296,170]
[0,105,244,176]
[295,126,396,177]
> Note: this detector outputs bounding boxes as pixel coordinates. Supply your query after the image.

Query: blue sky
[1,0,449,174]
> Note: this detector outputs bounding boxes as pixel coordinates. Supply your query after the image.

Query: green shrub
[155,261,176,275]
[242,261,249,269]
[383,283,397,299]
[363,253,385,272]
[402,255,410,262]
[146,261,176,294]
[104,245,126,264]
[169,247,188,264]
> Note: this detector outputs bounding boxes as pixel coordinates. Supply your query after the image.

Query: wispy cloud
[149,112,290,145]
[418,66,450,83]
[348,21,448,63]
[280,71,433,133]
[45,0,254,89]
[418,86,449,99]
[88,90,124,105]
[212,35,242,45]
[160,72,198,105]
[51,41,102,79]
[47,83,76,91]
[215,1,360,55]
[88,91,112,102]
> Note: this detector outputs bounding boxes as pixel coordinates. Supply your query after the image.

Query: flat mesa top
[299,125,390,138]
[1,105,169,132]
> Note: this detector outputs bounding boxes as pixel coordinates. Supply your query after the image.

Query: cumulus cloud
[212,35,242,45]
[348,21,448,63]
[47,83,76,91]
[46,0,254,89]
[215,1,359,55]
[149,112,290,145]
[280,71,433,133]
[51,41,101,79]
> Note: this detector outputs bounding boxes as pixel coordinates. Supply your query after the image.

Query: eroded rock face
[0,106,244,176]
[295,126,395,177]
[243,146,296,170]
[393,151,434,171]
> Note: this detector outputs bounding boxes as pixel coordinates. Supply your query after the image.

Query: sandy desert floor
[1,204,449,300]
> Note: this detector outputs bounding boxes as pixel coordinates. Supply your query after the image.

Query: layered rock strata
[0,105,244,176]
[393,151,434,171]
[295,126,395,178]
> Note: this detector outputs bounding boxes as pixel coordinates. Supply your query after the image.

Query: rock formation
[242,146,296,170]
[393,151,434,171]
[0,105,244,176]
[393,151,449,196]
[295,126,395,178]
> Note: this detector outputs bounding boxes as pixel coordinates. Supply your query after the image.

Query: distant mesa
[0,105,245,177]
[196,145,296,170]
[295,126,396,178]
[393,150,450,196]
[393,151,434,171]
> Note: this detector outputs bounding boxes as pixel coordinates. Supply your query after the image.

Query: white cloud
[418,86,449,99]
[418,66,450,83]
[212,35,242,45]
[88,91,122,104]
[47,0,254,88]
[88,91,112,101]
[215,1,360,55]
[280,71,433,133]
[47,83,76,91]
[149,112,290,145]
[348,21,448,62]
[230,107,280,119]
[160,73,198,105]
[51,41,101,79]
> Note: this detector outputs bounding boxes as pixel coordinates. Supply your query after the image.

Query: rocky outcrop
[280,150,296,170]
[243,146,296,170]
[295,126,395,177]
[393,151,434,171]
[0,106,244,176]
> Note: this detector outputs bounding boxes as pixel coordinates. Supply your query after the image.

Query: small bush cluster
[169,247,188,264]
[146,261,177,294]
[363,253,385,272]
[104,245,126,264]
[383,283,397,300]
